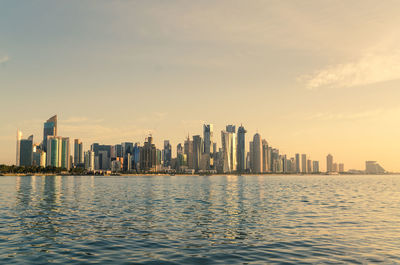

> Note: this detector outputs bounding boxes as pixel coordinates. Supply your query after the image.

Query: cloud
[0,55,9,64]
[305,107,400,121]
[299,51,400,90]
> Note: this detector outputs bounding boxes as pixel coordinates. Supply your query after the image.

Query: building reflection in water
[15,175,63,244]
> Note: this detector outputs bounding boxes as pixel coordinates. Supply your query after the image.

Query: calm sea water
[1,175,400,264]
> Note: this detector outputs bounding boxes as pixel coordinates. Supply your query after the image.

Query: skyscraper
[339,163,344,173]
[192,135,203,172]
[47,136,61,167]
[301,154,307,173]
[262,139,269,173]
[84,150,95,171]
[313,161,319,173]
[221,131,231,173]
[295,153,300,173]
[326,154,333,172]
[226,125,237,171]
[163,140,172,167]
[140,136,157,172]
[74,139,83,166]
[237,125,247,172]
[307,159,312,173]
[61,137,70,170]
[42,115,57,152]
[251,133,262,173]
[184,135,193,169]
[203,124,213,169]
[19,135,33,167]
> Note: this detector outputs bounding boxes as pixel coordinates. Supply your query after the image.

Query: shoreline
[1,173,398,177]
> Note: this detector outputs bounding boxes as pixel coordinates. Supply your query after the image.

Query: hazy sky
[1,1,400,171]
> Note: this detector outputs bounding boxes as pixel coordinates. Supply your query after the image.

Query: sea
[1,174,399,264]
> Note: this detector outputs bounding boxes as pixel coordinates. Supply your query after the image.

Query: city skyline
[1,1,400,171]
[10,114,376,174]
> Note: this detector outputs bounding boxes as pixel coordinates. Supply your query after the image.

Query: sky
[1,0,400,171]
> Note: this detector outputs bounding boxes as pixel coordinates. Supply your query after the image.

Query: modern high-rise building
[140,136,157,172]
[19,135,33,167]
[163,140,172,167]
[16,129,22,166]
[295,153,300,173]
[221,131,231,173]
[237,125,247,172]
[226,125,237,171]
[91,143,112,170]
[114,144,123,158]
[203,124,214,169]
[251,133,262,173]
[192,135,203,172]
[74,139,83,166]
[339,163,344,173]
[307,159,312,173]
[184,135,193,169]
[221,127,237,173]
[226,125,236,133]
[312,161,319,173]
[47,136,61,167]
[203,124,213,154]
[42,115,57,152]
[365,161,385,174]
[333,163,338,172]
[326,154,333,173]
[33,149,46,167]
[270,148,279,172]
[262,139,269,173]
[61,137,70,170]
[301,154,307,173]
[84,150,95,171]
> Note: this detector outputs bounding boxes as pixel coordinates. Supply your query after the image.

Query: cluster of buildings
[17,115,389,175]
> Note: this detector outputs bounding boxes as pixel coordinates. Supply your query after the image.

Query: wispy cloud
[299,51,400,90]
[305,107,400,121]
[0,55,9,64]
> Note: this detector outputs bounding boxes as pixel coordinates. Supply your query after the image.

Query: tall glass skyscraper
[74,139,83,166]
[251,133,262,173]
[42,115,57,152]
[203,124,213,169]
[47,136,60,167]
[61,137,70,170]
[163,140,172,167]
[237,125,247,172]
[192,135,203,172]
[20,135,33,167]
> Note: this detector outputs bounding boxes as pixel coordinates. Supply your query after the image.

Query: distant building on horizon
[301,154,307,173]
[365,161,385,174]
[295,153,300,173]
[339,163,344,173]
[312,161,319,173]
[326,154,333,172]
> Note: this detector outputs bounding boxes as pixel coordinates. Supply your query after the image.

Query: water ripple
[1,175,400,264]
